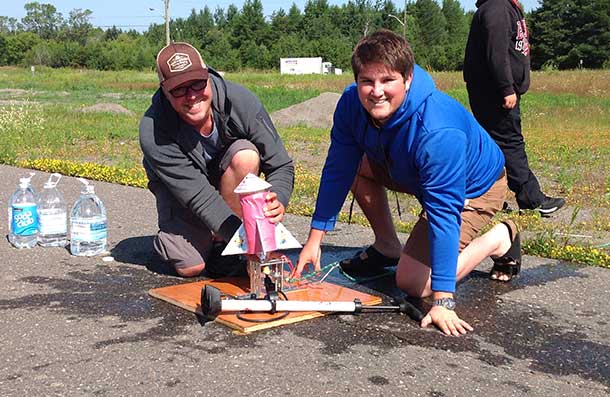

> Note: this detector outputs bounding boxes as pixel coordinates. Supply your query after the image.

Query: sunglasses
[169,79,208,98]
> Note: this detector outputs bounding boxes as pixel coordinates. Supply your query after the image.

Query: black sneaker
[205,241,248,278]
[538,196,566,216]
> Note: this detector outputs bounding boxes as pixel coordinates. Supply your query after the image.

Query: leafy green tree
[184,7,214,45]
[379,0,401,33]
[24,41,52,66]
[202,29,241,70]
[307,35,354,68]
[269,9,289,40]
[104,26,121,41]
[60,8,93,45]
[404,13,424,58]
[286,4,304,34]
[270,32,306,63]
[4,31,41,65]
[0,16,21,33]
[302,0,340,40]
[441,0,468,70]
[530,0,610,69]
[21,2,64,40]
[144,23,166,48]
[232,0,269,47]
[5,0,601,72]
[412,0,449,70]
[341,0,378,39]
[239,39,273,69]
[0,35,7,65]
[213,7,227,28]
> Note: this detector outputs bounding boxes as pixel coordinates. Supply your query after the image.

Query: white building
[280,57,342,75]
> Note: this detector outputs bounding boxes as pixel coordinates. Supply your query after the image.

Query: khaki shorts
[367,158,507,266]
[152,139,258,270]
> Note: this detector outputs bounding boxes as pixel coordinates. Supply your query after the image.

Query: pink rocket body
[235,174,277,255]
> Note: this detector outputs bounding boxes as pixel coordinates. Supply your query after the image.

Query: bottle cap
[19,172,35,188]
[77,177,95,194]
[43,173,62,189]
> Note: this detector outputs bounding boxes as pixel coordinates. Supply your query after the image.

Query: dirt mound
[0,88,30,96]
[271,92,340,129]
[0,100,38,106]
[79,103,134,116]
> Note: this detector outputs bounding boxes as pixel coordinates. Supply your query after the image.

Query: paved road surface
[0,165,608,396]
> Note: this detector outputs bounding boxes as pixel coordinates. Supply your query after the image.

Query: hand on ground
[420,305,473,336]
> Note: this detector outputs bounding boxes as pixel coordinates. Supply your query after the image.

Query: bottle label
[11,204,38,236]
[39,209,67,235]
[71,218,107,242]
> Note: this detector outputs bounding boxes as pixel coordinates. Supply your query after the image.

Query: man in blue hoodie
[293,30,521,335]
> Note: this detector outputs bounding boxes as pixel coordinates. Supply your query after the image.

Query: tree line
[0,0,608,72]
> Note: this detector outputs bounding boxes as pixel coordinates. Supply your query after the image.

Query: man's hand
[420,305,474,336]
[502,93,517,109]
[263,192,285,224]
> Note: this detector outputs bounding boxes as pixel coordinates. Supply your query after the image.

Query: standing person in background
[139,42,294,278]
[464,0,565,215]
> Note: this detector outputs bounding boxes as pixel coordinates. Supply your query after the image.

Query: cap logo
[167,52,192,73]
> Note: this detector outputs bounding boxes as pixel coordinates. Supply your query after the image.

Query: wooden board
[149,277,382,333]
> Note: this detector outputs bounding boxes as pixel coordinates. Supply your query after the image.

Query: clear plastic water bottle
[8,172,38,249]
[37,173,68,247]
[70,178,107,256]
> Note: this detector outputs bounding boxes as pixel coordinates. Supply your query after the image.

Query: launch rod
[201,285,424,322]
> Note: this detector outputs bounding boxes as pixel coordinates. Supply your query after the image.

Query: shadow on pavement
[111,235,176,276]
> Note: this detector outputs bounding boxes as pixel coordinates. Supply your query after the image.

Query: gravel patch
[271,92,340,129]
[79,103,134,116]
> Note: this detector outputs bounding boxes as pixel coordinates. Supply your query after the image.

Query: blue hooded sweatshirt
[311,65,504,293]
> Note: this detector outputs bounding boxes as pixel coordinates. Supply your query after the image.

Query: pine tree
[530,0,610,69]
[441,0,468,70]
[412,0,449,70]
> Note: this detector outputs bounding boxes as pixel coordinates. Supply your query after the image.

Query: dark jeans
[467,86,545,209]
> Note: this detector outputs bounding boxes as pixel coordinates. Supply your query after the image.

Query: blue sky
[1,0,541,31]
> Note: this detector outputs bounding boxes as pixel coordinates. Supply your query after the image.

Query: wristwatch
[432,297,456,311]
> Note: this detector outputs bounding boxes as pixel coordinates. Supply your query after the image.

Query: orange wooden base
[149,277,382,333]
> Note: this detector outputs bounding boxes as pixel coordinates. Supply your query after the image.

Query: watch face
[434,298,456,310]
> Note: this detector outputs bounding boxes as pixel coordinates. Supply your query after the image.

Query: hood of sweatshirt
[381,64,435,130]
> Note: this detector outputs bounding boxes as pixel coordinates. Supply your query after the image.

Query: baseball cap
[156,42,209,91]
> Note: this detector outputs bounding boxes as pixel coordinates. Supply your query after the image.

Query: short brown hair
[351,29,414,81]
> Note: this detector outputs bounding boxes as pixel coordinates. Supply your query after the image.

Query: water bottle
[8,172,38,249]
[70,178,107,256]
[37,173,68,247]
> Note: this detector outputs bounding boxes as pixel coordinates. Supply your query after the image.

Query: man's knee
[175,263,205,277]
[396,255,431,298]
[227,149,260,174]
[153,230,211,278]
[356,155,376,179]
[396,278,428,298]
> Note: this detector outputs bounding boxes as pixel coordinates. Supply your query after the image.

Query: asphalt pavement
[0,164,609,396]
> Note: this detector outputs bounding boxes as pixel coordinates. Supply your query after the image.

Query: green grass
[2,65,610,267]
[247,87,320,113]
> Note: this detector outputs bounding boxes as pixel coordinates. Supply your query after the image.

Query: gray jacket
[139,69,294,241]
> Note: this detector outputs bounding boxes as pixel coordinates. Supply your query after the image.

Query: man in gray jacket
[139,42,294,277]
